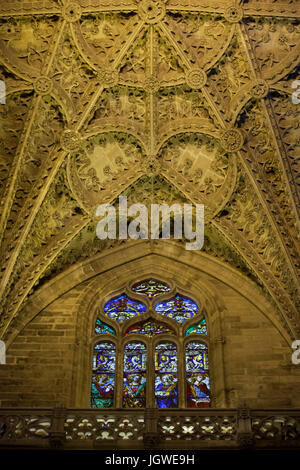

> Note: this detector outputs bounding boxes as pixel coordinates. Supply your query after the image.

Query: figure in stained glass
[155,374,178,408]
[155,342,178,408]
[123,374,146,408]
[186,373,210,408]
[91,341,116,408]
[104,294,146,323]
[91,375,114,408]
[185,341,210,408]
[155,294,198,323]
[125,319,175,337]
[131,279,171,299]
[90,281,211,410]
[123,342,147,408]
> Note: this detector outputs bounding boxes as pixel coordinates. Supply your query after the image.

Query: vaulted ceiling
[0,0,299,343]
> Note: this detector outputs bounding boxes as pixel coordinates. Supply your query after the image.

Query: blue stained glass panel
[95,318,116,335]
[185,318,207,335]
[123,342,147,408]
[155,342,178,408]
[104,294,147,324]
[186,341,210,408]
[131,279,171,299]
[91,341,116,408]
[155,294,198,324]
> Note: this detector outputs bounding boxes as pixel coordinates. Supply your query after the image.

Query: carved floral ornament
[137,0,166,24]
[144,76,161,93]
[33,77,53,96]
[220,129,244,153]
[186,69,207,90]
[62,3,82,23]
[224,6,244,24]
[60,130,82,153]
[142,155,161,176]
[97,69,119,88]
[0,0,299,341]
[251,80,269,99]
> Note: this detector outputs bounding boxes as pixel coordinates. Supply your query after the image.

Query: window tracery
[91,278,211,409]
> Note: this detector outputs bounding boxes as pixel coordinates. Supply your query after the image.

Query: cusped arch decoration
[66,127,237,222]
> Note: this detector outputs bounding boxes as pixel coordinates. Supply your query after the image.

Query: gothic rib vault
[0,0,299,346]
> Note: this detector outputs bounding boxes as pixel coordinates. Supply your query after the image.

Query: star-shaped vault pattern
[0,0,299,343]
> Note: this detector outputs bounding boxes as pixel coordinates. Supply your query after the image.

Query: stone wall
[1,250,299,409]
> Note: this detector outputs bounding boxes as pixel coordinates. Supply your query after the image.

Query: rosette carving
[97,69,119,88]
[142,155,161,176]
[138,0,166,24]
[224,6,243,23]
[33,77,53,96]
[62,3,82,22]
[251,79,269,99]
[220,129,244,152]
[186,69,207,89]
[60,130,81,152]
[144,76,160,93]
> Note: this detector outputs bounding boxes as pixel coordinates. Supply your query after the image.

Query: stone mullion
[115,341,124,408]
[178,336,185,409]
[147,340,155,408]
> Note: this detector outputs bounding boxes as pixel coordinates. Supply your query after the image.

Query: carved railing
[0,408,299,449]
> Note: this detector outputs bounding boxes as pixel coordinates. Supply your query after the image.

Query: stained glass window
[155,294,198,324]
[123,342,147,408]
[91,341,116,408]
[186,341,210,408]
[104,294,146,324]
[125,319,175,337]
[155,342,178,408]
[185,317,207,335]
[131,279,171,299]
[91,280,212,409]
[95,318,116,335]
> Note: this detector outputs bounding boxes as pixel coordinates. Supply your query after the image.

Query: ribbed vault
[0,0,299,343]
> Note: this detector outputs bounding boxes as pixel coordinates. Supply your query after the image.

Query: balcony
[0,407,300,450]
